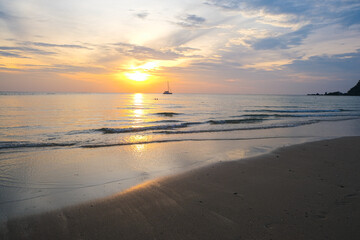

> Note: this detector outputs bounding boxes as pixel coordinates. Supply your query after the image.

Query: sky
[0,0,360,94]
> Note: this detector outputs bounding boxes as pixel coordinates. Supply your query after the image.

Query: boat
[163,81,172,94]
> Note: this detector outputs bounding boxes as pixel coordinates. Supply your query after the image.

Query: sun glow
[125,71,149,81]
[123,61,160,82]
[139,62,158,70]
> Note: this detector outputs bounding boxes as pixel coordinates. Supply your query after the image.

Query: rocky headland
[308,80,360,96]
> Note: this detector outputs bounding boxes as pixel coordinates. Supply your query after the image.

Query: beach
[2,93,360,222]
[1,0,360,238]
[2,136,360,239]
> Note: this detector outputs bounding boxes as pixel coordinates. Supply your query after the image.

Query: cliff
[308,80,360,96]
[347,80,360,96]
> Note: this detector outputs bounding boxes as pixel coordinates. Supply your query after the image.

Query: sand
[2,136,360,240]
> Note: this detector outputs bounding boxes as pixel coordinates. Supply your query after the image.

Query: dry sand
[2,137,360,240]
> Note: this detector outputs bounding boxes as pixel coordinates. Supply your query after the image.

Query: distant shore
[308,79,360,96]
[2,136,360,240]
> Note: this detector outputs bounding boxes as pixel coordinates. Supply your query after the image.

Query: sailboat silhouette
[163,81,172,94]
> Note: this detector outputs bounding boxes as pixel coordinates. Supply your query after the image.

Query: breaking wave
[238,113,360,118]
[156,120,321,134]
[154,112,182,117]
[208,118,264,124]
[0,141,76,150]
[244,109,349,113]
[97,122,201,134]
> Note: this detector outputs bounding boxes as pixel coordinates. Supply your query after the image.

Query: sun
[121,61,159,82]
[125,71,149,81]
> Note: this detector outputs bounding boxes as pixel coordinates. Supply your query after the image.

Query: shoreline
[2,136,360,239]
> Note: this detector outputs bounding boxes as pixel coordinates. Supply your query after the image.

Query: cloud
[206,0,360,27]
[114,42,182,60]
[176,14,206,28]
[0,50,26,58]
[1,0,359,94]
[0,46,55,56]
[247,0,309,15]
[135,12,148,19]
[0,9,26,36]
[205,0,311,15]
[204,0,241,10]
[248,25,313,50]
[28,42,90,49]
[174,46,200,53]
[336,5,360,27]
[225,79,237,82]
[0,41,91,59]
[39,64,105,74]
[0,11,12,20]
[163,26,218,47]
[285,50,360,77]
[0,63,105,74]
[185,14,206,24]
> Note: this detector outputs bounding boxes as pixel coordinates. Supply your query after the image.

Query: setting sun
[125,71,149,81]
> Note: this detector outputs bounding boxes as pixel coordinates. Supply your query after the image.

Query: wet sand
[2,137,360,240]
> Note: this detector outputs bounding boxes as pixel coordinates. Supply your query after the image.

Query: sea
[1,92,360,222]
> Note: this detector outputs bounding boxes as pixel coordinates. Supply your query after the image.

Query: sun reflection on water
[131,93,145,124]
[133,109,144,118]
[125,94,156,153]
[134,144,145,152]
[133,93,143,105]
[126,134,151,153]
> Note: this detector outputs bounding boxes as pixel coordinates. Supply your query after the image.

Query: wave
[156,120,321,134]
[239,113,360,118]
[0,125,43,130]
[66,129,97,135]
[98,117,267,134]
[97,122,201,134]
[154,112,182,117]
[156,116,360,135]
[81,136,307,148]
[0,141,76,149]
[0,136,303,150]
[262,105,301,109]
[66,118,266,136]
[0,134,306,150]
[148,120,183,124]
[207,118,264,124]
[75,113,360,136]
[244,109,349,113]
[2,117,359,150]
[166,105,184,109]
[106,119,128,123]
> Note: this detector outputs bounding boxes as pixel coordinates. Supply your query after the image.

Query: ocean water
[1,93,360,221]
